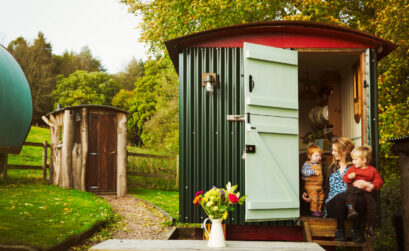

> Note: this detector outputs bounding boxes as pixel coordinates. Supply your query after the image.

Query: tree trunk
[72,143,82,189]
[80,108,88,191]
[117,113,127,197]
[62,110,74,189]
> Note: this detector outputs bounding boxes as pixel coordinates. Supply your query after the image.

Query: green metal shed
[0,44,32,154]
[165,21,396,235]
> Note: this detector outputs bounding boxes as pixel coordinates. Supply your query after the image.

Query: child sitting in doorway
[301,144,325,217]
[343,145,383,238]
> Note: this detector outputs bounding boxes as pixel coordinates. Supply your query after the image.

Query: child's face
[352,156,367,168]
[310,152,322,163]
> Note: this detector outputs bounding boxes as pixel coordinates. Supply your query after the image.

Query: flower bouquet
[193,182,246,220]
[193,182,246,247]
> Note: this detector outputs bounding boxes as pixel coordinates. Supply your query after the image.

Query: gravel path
[101,195,171,239]
[69,195,173,250]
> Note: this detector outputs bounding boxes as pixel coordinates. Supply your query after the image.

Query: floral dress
[324,166,349,216]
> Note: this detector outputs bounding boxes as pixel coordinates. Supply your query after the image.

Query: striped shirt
[301,161,317,178]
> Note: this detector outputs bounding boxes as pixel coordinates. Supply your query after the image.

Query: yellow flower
[206,201,213,207]
[222,211,228,220]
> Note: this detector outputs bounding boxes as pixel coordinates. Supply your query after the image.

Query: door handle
[249,75,255,92]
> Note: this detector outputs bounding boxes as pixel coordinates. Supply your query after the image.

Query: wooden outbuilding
[165,21,396,240]
[42,105,127,196]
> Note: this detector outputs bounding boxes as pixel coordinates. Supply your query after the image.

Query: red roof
[165,21,396,72]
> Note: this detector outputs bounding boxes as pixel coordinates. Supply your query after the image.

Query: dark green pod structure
[0,44,32,154]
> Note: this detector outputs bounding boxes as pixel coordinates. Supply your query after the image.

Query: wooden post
[80,108,88,191]
[0,153,7,180]
[49,146,54,185]
[117,113,127,197]
[176,154,179,187]
[42,115,57,184]
[42,141,47,181]
[62,110,74,189]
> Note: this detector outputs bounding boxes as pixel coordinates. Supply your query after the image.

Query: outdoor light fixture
[202,73,216,95]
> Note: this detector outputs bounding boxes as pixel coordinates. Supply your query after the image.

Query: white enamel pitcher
[203,218,226,248]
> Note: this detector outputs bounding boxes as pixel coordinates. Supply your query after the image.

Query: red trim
[226,225,305,241]
[179,26,378,49]
[165,21,397,73]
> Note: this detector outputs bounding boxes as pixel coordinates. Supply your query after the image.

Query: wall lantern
[202,73,216,95]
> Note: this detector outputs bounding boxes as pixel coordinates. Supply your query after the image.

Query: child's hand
[348,172,355,179]
[366,183,375,192]
[315,170,320,176]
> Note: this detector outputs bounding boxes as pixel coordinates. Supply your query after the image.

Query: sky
[0,0,148,74]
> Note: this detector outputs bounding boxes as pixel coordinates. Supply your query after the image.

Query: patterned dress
[324,166,349,216]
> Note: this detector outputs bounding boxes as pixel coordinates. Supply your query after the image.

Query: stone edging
[134,197,176,225]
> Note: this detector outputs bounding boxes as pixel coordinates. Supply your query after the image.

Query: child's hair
[331,137,355,165]
[307,144,322,158]
[351,145,372,164]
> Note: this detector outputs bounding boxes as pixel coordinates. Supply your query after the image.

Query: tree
[53,46,105,77]
[112,57,144,90]
[112,89,135,110]
[8,32,56,123]
[127,57,178,145]
[121,0,289,54]
[53,70,119,107]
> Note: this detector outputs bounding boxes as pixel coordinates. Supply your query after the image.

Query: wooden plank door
[87,112,117,193]
[244,43,299,221]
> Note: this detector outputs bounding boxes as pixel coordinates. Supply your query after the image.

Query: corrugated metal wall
[179,47,295,226]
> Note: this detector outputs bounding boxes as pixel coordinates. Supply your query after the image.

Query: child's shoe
[347,205,358,219]
[366,226,377,238]
[334,228,346,241]
[311,211,320,217]
[351,230,365,242]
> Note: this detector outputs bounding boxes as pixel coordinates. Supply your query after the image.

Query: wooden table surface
[89,239,324,251]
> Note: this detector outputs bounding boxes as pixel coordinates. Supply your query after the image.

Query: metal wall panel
[179,47,296,226]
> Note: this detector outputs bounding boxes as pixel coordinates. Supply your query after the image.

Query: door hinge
[249,74,255,92]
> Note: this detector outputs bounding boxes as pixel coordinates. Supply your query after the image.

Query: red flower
[193,196,201,206]
[229,193,239,204]
[195,190,204,197]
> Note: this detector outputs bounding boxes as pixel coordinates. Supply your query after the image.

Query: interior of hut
[297,51,365,216]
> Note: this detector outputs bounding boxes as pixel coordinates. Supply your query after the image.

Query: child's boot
[351,229,365,242]
[347,204,358,219]
[334,228,346,241]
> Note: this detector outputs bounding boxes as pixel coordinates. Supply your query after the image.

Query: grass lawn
[1,126,115,249]
[128,187,179,222]
[0,183,114,249]
[8,126,50,166]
